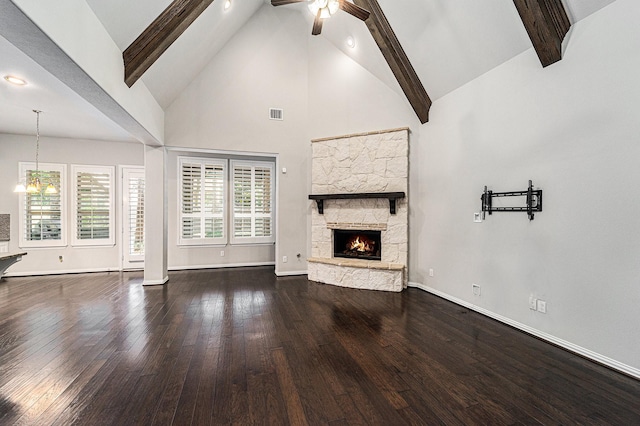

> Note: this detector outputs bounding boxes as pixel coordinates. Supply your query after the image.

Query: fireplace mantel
[308,192,405,214]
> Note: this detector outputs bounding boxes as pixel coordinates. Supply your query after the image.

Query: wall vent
[269,108,284,121]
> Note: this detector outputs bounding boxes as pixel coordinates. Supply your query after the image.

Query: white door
[121,167,145,269]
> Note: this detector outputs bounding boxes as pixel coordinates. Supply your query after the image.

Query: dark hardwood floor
[0,267,638,425]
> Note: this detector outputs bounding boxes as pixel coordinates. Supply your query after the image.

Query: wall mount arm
[481,180,542,221]
[309,192,405,215]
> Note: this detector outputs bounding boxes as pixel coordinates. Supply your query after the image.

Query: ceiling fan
[271,0,370,36]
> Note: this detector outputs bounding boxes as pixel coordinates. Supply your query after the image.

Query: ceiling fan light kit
[271,0,369,36]
[308,0,339,18]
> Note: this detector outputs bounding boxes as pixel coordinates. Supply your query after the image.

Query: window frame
[18,162,67,248]
[71,164,115,247]
[177,156,228,246]
[230,160,275,246]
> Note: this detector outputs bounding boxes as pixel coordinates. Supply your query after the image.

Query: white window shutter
[18,162,67,248]
[231,161,275,244]
[71,165,115,246]
[127,173,145,257]
[179,157,226,245]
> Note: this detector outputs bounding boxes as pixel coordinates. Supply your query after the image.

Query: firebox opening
[333,229,381,261]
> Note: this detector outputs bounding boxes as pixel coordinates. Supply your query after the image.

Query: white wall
[0,133,144,274]
[410,0,640,375]
[165,6,311,275]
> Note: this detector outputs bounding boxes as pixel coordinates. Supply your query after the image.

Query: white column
[143,145,168,286]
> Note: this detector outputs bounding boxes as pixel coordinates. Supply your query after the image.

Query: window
[179,157,226,245]
[72,165,115,246]
[231,160,274,245]
[123,168,145,262]
[18,162,67,248]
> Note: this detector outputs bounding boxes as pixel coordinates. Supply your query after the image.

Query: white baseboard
[4,267,121,277]
[408,281,640,380]
[168,261,275,271]
[143,276,169,286]
[274,269,308,277]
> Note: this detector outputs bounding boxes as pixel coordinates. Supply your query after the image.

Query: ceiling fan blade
[339,0,370,21]
[311,11,323,35]
[271,0,305,6]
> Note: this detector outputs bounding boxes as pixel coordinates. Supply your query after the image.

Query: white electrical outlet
[529,296,537,310]
[429,268,434,277]
[220,250,225,257]
[472,283,481,296]
[59,255,63,263]
[537,300,547,313]
[283,256,288,263]
[474,212,482,223]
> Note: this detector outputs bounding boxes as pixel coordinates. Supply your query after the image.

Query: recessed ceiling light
[224,0,231,10]
[4,75,27,86]
[346,36,356,48]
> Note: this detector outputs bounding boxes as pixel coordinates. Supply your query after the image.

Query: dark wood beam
[123,0,215,87]
[353,0,431,124]
[513,0,571,67]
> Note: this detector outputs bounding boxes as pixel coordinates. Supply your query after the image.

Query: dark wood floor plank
[271,347,309,426]
[0,268,638,425]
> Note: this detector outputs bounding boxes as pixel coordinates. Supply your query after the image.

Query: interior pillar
[143,145,168,286]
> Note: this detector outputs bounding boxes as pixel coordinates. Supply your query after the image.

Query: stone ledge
[311,127,410,143]
[326,222,387,231]
[308,257,404,271]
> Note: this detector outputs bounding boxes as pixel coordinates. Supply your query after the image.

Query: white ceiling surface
[85,0,265,109]
[0,35,137,143]
[1,0,616,142]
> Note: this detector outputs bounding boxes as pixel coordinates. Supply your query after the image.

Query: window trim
[177,156,228,246]
[18,162,67,248]
[230,160,275,246]
[71,164,115,247]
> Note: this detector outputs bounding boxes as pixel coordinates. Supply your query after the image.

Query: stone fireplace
[308,128,409,292]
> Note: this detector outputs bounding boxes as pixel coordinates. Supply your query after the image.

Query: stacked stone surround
[308,128,409,292]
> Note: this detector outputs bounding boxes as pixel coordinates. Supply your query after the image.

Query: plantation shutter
[233,165,252,237]
[253,166,272,237]
[24,169,63,242]
[231,161,274,244]
[127,173,145,257]
[179,157,226,245]
[181,161,202,239]
[72,166,114,246]
[76,172,110,240]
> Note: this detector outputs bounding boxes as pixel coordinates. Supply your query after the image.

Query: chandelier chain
[34,109,40,174]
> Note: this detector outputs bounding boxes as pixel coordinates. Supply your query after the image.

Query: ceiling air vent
[269,108,284,121]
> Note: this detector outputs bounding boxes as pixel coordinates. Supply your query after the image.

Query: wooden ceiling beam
[123,0,215,87]
[353,0,431,124]
[513,0,571,67]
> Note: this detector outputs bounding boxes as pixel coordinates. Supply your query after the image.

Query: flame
[350,236,372,253]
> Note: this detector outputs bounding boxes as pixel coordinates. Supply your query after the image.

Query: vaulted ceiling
[0,0,616,141]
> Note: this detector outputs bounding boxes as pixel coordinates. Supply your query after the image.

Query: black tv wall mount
[481,180,542,221]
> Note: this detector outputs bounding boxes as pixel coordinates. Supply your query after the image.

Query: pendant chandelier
[14,110,57,194]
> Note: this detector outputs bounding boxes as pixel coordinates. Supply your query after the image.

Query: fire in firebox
[333,229,381,261]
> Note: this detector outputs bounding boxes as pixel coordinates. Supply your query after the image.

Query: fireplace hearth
[334,229,381,261]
